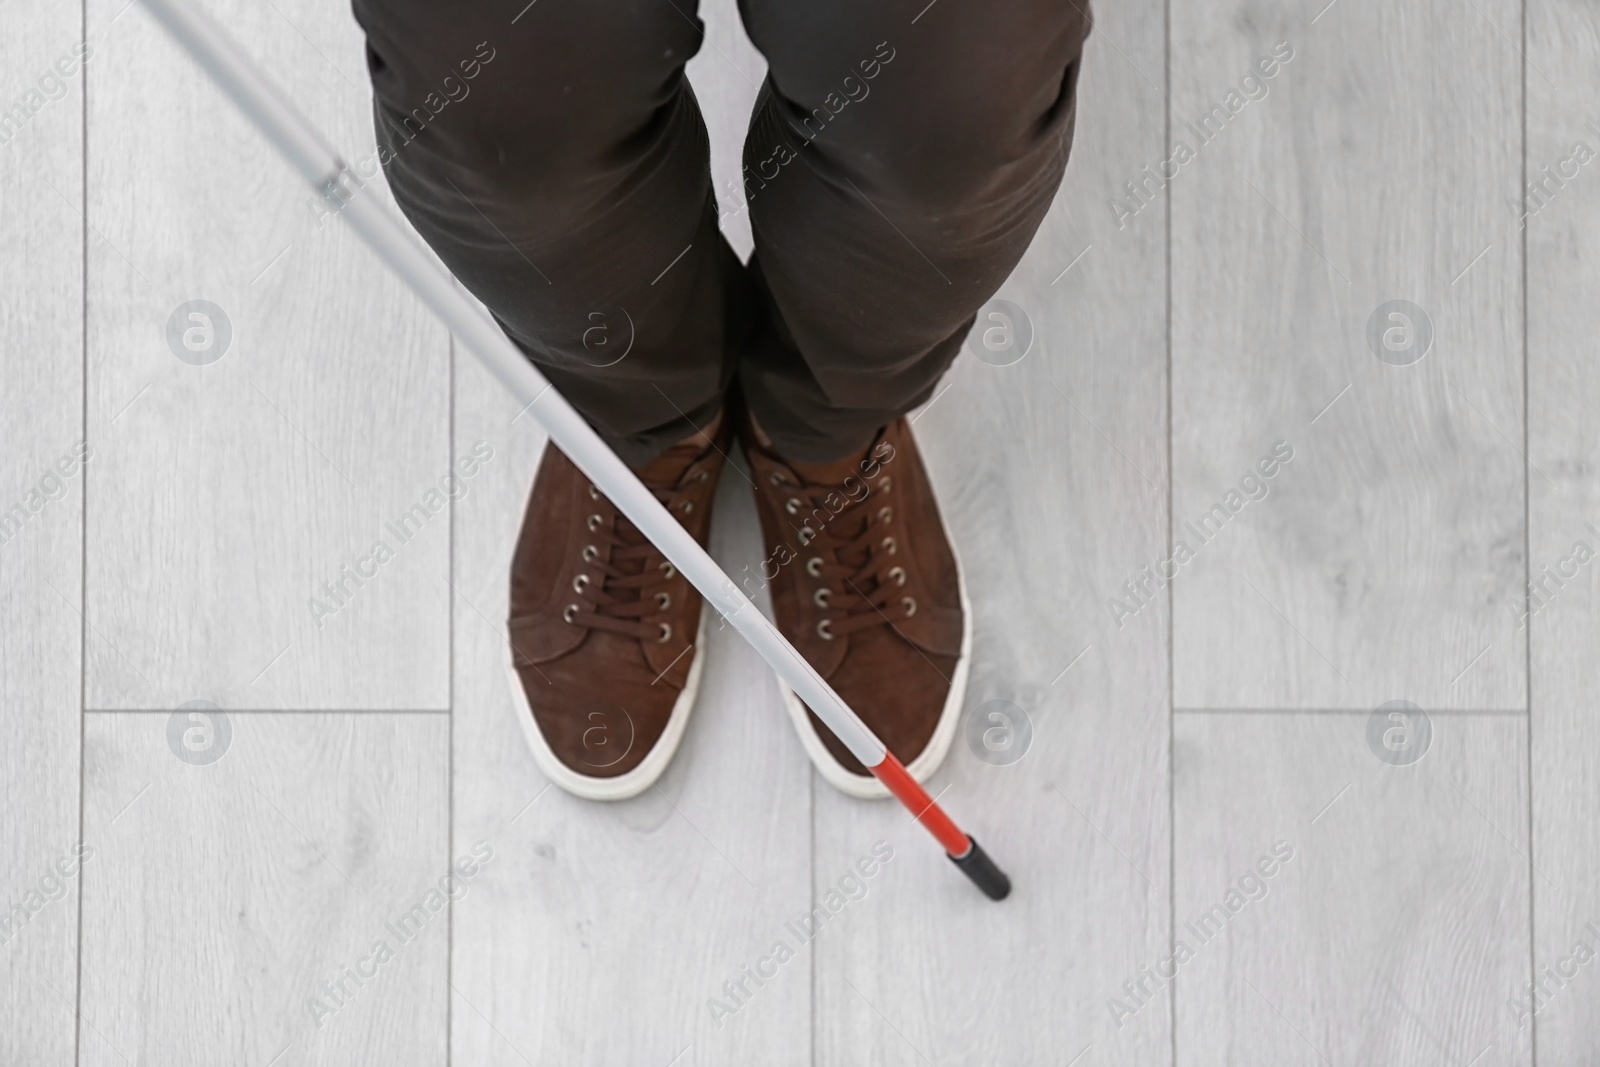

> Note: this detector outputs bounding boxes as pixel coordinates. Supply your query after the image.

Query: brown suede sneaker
[506,414,730,800]
[739,414,970,798]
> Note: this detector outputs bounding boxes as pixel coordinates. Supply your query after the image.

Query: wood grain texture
[448,360,813,1062]
[1170,0,1527,710]
[0,1,85,1063]
[8,0,1589,1062]
[1526,0,1600,1061]
[812,0,1173,1059]
[1174,713,1531,1065]
[83,0,449,711]
[76,712,449,1066]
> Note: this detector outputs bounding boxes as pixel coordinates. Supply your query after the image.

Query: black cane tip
[949,836,1011,901]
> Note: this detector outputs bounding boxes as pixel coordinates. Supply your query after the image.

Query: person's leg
[737,0,1092,461]
[733,1,1091,794]
[350,1,745,797]
[351,0,751,466]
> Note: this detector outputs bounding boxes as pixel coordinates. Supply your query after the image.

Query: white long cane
[143,0,1010,899]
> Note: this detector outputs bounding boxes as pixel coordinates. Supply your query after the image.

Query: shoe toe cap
[516,631,691,780]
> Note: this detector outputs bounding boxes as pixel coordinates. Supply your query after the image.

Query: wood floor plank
[1174,713,1531,1065]
[1169,0,1527,710]
[448,356,813,1064]
[76,712,449,1066]
[446,8,814,1062]
[0,3,86,1064]
[812,0,1172,1059]
[1526,0,1600,1060]
[692,0,767,262]
[83,0,449,710]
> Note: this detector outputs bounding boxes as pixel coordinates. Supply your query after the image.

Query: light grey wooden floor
[3,0,1597,1062]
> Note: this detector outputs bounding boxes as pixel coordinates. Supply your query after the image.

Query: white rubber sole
[777,523,973,800]
[505,610,708,801]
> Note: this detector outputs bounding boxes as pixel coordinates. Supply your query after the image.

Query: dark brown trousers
[351,0,1091,464]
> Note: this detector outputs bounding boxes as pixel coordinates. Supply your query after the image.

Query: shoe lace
[773,467,911,640]
[566,467,708,644]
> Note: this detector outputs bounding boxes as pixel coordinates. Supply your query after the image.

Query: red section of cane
[871,752,968,853]
[870,752,1011,900]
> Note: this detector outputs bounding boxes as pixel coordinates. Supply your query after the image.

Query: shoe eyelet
[581,545,599,562]
[785,497,803,516]
[586,513,603,531]
[798,526,815,546]
[813,587,831,608]
[882,536,897,555]
[888,565,907,587]
[816,618,834,640]
[902,596,917,617]
[588,484,600,500]
[657,623,673,643]
[572,574,590,593]
[769,471,787,487]
[659,561,676,580]
[805,557,824,577]
[656,592,672,610]
[694,470,709,483]
[563,604,579,624]
[879,477,891,492]
[878,506,893,524]
[681,500,694,515]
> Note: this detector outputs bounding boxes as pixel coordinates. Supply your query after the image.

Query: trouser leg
[736,0,1092,462]
[350,0,752,466]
